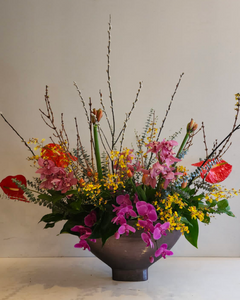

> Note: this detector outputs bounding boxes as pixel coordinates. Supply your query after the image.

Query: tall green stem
[93,124,103,180]
[176,132,189,158]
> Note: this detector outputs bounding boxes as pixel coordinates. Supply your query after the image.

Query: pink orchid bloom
[71,225,92,240]
[155,243,173,259]
[118,205,137,219]
[136,201,158,222]
[74,239,91,251]
[36,158,59,179]
[138,219,154,233]
[150,162,164,178]
[133,193,139,204]
[153,222,170,240]
[84,211,97,227]
[111,214,126,225]
[149,256,154,263]
[116,194,132,206]
[118,223,136,236]
[162,169,182,189]
[141,232,154,248]
[146,141,162,154]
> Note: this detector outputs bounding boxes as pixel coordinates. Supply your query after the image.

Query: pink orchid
[111,214,126,225]
[146,141,162,154]
[136,201,158,222]
[153,222,170,240]
[155,243,173,259]
[149,256,154,263]
[84,211,97,227]
[141,232,154,248]
[36,158,59,179]
[118,223,136,236]
[116,194,132,206]
[74,239,91,251]
[150,162,164,178]
[138,219,154,233]
[71,225,92,239]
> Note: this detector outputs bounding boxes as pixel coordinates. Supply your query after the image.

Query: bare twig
[156,73,184,142]
[201,122,208,157]
[0,112,35,156]
[73,81,90,124]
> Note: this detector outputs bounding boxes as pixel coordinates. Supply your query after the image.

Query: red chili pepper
[0,175,28,202]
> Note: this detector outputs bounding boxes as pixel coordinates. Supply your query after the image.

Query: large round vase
[88,227,181,281]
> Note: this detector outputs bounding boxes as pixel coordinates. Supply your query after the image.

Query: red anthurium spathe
[0,175,28,202]
[41,143,77,168]
[192,159,232,184]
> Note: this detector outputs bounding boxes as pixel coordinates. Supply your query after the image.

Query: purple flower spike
[74,239,91,251]
[155,243,173,259]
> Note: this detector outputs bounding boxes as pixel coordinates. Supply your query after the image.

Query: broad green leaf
[44,222,55,229]
[39,213,65,223]
[184,216,199,248]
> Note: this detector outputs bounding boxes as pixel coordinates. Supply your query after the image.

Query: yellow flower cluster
[188,206,205,221]
[205,184,240,203]
[146,123,158,143]
[153,193,189,234]
[82,182,102,205]
[103,173,125,191]
[26,138,46,164]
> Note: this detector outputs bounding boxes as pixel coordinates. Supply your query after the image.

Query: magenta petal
[137,205,148,216]
[148,210,158,222]
[149,256,154,263]
[118,225,126,234]
[155,248,162,258]
[115,232,120,239]
[141,232,149,244]
[153,228,161,240]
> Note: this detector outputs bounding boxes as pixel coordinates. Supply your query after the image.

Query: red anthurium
[192,159,232,184]
[41,143,77,168]
[0,175,28,202]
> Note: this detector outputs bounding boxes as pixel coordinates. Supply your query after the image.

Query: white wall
[0,0,240,257]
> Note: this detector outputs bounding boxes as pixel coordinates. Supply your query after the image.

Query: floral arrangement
[1,20,240,263]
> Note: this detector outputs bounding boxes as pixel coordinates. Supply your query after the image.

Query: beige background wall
[0,0,240,257]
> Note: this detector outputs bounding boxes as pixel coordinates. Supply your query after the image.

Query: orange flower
[41,143,77,168]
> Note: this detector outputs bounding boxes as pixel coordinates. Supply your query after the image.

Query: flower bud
[187,119,198,133]
[96,109,103,122]
[91,114,96,124]
[181,181,188,188]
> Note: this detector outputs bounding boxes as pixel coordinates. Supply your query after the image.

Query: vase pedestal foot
[112,268,148,281]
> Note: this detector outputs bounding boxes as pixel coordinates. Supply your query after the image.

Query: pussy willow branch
[73,81,90,124]
[116,81,142,151]
[89,98,95,172]
[106,15,116,147]
[217,99,240,159]
[0,112,35,157]
[201,122,208,157]
[156,73,184,142]
[147,73,184,169]
[98,126,111,160]
[99,90,113,135]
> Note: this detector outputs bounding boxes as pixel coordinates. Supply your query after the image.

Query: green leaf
[217,199,229,210]
[39,213,65,223]
[184,216,199,248]
[60,220,83,236]
[136,185,147,201]
[180,216,193,227]
[44,223,55,229]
